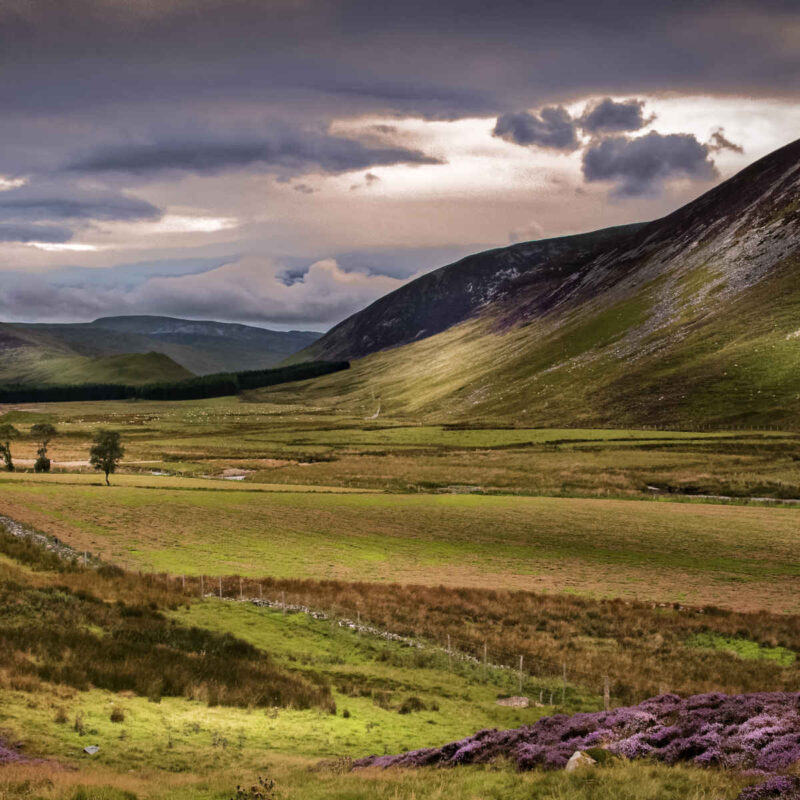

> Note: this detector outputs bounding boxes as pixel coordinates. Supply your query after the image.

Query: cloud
[708,127,744,153]
[0,184,161,222]
[509,220,545,243]
[133,257,406,325]
[0,255,408,327]
[349,171,382,191]
[0,223,73,243]
[581,131,718,196]
[579,98,653,133]
[66,130,442,176]
[492,107,579,150]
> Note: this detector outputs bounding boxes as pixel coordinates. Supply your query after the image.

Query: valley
[1,138,799,800]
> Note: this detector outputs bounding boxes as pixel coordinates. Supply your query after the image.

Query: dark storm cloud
[493,107,579,151]
[579,98,653,133]
[709,128,745,153]
[0,185,161,222]
[0,1,797,127]
[0,223,73,243]
[582,132,717,196]
[67,131,443,176]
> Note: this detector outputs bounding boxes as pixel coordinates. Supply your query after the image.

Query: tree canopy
[89,429,125,486]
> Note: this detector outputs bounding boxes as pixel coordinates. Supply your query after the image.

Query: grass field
[2,397,799,500]
[1,395,799,798]
[1,472,799,612]
[0,536,766,800]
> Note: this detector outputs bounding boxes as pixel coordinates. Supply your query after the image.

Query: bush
[110,707,125,723]
[398,696,426,714]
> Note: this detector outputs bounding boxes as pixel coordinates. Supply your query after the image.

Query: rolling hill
[284,138,800,428]
[0,316,321,384]
[0,323,193,386]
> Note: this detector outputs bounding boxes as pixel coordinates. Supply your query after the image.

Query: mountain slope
[0,324,193,386]
[298,223,645,362]
[273,139,800,427]
[6,316,321,376]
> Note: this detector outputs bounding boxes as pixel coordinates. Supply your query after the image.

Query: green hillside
[0,341,193,386]
[12,316,321,375]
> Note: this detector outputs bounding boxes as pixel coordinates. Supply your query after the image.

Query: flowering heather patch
[738,776,800,799]
[0,740,27,765]
[355,692,800,779]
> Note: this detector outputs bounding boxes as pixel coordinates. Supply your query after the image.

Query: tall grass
[0,536,332,711]
[204,575,800,706]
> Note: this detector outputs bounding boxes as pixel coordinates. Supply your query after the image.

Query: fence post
[604,676,610,711]
[259,583,263,602]
[562,663,567,705]
[281,590,286,614]
[239,577,243,600]
[357,610,361,636]
[518,655,524,694]
[181,574,185,592]
[200,575,204,598]
[218,576,222,599]
[483,642,487,682]
[447,634,452,671]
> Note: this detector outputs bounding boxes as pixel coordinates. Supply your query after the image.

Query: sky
[0,0,798,331]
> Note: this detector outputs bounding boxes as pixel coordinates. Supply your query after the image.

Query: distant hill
[0,326,192,385]
[2,316,321,379]
[282,138,800,428]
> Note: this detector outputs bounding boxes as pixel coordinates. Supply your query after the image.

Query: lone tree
[30,422,57,473]
[89,429,124,485]
[0,423,19,472]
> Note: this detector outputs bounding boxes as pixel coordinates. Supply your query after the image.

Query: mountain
[4,316,321,378]
[284,139,800,427]
[0,323,193,386]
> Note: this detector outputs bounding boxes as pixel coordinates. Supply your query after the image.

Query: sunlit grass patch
[687,633,796,666]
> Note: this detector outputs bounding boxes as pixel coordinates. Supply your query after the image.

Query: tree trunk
[105,470,110,486]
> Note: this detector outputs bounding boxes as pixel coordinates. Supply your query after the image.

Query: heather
[355,691,800,777]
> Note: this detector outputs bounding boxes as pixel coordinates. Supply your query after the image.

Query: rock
[83,745,99,755]
[496,696,530,708]
[565,750,597,772]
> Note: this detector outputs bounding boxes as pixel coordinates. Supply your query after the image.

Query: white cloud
[0,255,408,327]
[509,220,545,243]
[26,242,101,252]
[0,176,26,192]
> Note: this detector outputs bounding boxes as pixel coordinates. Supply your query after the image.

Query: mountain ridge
[274,138,800,427]
[2,315,321,380]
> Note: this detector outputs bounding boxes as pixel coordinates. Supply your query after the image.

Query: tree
[0,423,19,472]
[30,422,57,473]
[89,429,124,485]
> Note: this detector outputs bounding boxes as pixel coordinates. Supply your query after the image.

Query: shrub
[398,696,426,714]
[110,707,125,723]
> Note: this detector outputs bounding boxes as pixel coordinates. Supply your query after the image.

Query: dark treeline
[0,360,349,403]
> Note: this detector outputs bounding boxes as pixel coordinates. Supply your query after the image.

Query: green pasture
[2,477,798,611]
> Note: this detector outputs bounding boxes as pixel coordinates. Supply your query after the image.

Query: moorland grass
[1,479,798,611]
[0,518,775,800]
[3,398,798,500]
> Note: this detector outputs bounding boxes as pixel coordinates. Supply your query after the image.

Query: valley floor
[1,395,799,798]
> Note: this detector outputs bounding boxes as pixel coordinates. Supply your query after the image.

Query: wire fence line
[0,513,714,712]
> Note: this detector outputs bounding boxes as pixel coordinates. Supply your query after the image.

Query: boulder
[565,750,597,772]
[496,696,530,708]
